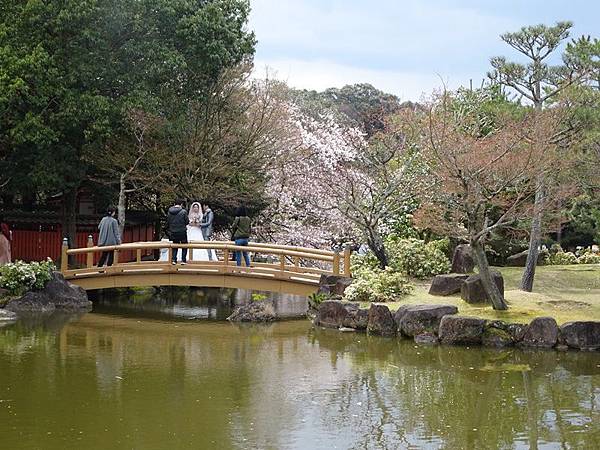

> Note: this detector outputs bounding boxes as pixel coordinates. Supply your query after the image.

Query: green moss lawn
[371,265,600,324]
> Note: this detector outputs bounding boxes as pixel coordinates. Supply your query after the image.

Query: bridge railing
[60,238,352,282]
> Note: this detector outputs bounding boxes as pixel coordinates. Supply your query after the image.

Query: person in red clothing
[0,215,11,265]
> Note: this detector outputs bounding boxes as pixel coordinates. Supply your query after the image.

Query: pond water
[1,289,599,449]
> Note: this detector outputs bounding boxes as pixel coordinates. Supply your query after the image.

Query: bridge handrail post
[113,246,119,266]
[60,238,69,273]
[333,250,340,275]
[136,248,142,263]
[343,245,352,277]
[223,247,229,272]
[86,235,94,268]
[279,253,286,274]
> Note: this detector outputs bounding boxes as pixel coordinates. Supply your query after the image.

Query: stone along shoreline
[315,301,600,351]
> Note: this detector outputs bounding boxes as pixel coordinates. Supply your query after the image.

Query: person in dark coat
[97,207,121,267]
[231,205,251,267]
[167,198,189,264]
[201,204,215,261]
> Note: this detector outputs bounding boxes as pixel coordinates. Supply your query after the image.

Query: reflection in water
[0,307,599,450]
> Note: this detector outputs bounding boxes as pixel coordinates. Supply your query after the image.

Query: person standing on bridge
[231,205,251,267]
[201,203,215,261]
[97,207,121,267]
[167,199,189,265]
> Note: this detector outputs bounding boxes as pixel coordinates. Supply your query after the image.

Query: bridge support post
[344,246,352,277]
[333,251,340,275]
[60,238,69,273]
[223,248,229,273]
[86,235,94,268]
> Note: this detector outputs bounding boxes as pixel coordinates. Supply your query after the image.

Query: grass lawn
[376,264,600,324]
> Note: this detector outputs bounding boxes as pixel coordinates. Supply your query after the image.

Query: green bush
[251,293,268,302]
[387,238,451,279]
[344,267,413,303]
[0,259,56,296]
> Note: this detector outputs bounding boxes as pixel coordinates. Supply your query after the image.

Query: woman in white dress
[187,202,210,262]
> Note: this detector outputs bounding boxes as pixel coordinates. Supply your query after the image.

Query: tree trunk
[471,239,508,310]
[61,188,78,265]
[118,174,127,237]
[366,228,388,269]
[521,178,545,292]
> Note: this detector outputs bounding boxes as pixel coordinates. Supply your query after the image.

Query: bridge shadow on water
[88,286,309,322]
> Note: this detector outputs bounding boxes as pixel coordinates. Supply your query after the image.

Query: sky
[248,0,599,101]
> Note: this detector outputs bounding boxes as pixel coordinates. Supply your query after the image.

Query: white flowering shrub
[0,259,56,295]
[577,253,600,265]
[345,267,413,303]
[387,238,451,279]
[546,251,578,266]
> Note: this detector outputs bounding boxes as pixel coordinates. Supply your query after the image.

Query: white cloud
[254,57,470,101]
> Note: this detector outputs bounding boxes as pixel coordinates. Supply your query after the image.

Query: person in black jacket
[167,199,189,265]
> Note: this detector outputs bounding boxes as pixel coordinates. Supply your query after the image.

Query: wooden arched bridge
[60,239,352,296]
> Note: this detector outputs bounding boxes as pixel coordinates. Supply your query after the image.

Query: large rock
[482,323,514,347]
[342,304,369,330]
[0,309,17,321]
[507,323,528,343]
[506,250,545,267]
[428,274,469,296]
[559,321,600,351]
[438,316,486,345]
[460,271,504,304]
[451,244,475,273]
[316,300,350,328]
[367,304,396,336]
[394,304,458,337]
[520,317,559,348]
[5,272,91,313]
[227,301,276,322]
[318,274,353,296]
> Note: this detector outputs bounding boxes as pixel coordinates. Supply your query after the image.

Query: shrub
[344,267,413,303]
[0,259,56,296]
[577,253,600,265]
[387,238,451,279]
[251,293,268,302]
[308,292,330,310]
[546,251,578,266]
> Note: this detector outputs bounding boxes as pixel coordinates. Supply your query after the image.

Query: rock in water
[482,326,514,347]
[5,272,91,313]
[342,304,369,330]
[414,332,439,345]
[460,271,504,304]
[367,304,396,336]
[451,244,474,273]
[438,316,486,345]
[520,317,559,348]
[394,304,458,336]
[0,309,17,321]
[428,274,469,296]
[227,301,276,322]
[559,321,600,351]
[316,300,350,328]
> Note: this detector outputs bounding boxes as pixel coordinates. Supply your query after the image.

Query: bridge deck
[61,240,351,296]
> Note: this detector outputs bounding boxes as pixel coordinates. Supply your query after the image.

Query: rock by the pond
[5,272,91,313]
[482,326,514,347]
[460,271,504,304]
[317,274,353,296]
[227,301,276,322]
[428,274,469,296]
[394,304,458,337]
[367,304,396,336]
[520,317,559,348]
[0,309,17,321]
[414,332,439,345]
[507,323,528,343]
[0,287,9,298]
[342,304,369,330]
[559,321,600,351]
[451,244,475,273]
[316,300,350,328]
[438,316,486,345]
